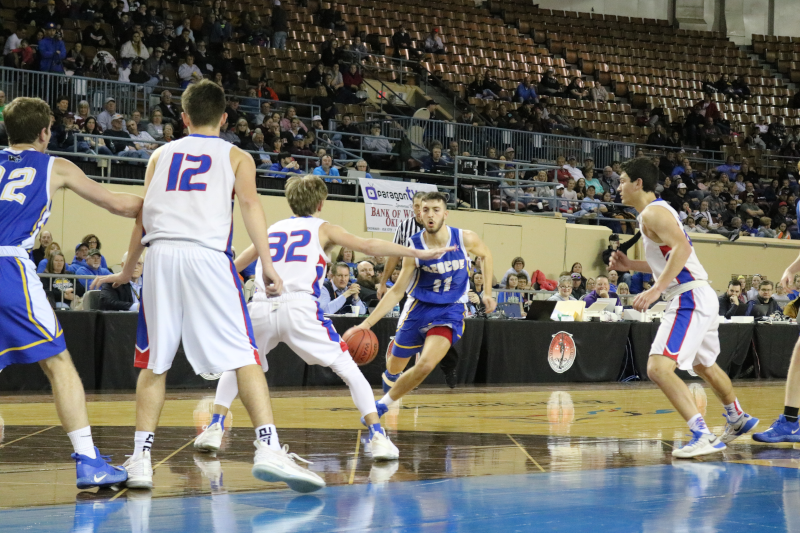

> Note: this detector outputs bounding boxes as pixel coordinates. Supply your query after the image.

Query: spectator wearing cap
[104,114,151,160]
[144,47,168,85]
[96,97,117,131]
[772,201,791,229]
[563,155,585,182]
[668,182,689,211]
[739,192,764,220]
[570,273,586,299]
[75,249,112,288]
[500,257,529,289]
[178,54,203,88]
[39,22,66,73]
[269,151,303,179]
[548,276,577,301]
[553,183,573,214]
[601,233,632,285]
[423,28,445,55]
[71,242,90,268]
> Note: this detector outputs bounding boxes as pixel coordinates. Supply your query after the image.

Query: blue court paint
[1,463,798,532]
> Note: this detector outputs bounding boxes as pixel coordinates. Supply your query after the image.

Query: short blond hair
[285,174,328,216]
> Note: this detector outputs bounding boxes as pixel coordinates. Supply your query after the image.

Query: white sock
[724,398,744,422]
[255,424,281,451]
[134,431,154,455]
[379,392,397,407]
[67,426,96,459]
[329,352,378,417]
[688,414,711,434]
[214,371,240,410]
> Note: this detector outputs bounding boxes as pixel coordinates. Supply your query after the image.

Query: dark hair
[4,97,51,145]
[279,151,292,161]
[621,157,660,192]
[760,280,774,289]
[511,256,525,267]
[45,250,67,274]
[333,261,350,275]
[728,280,742,288]
[421,191,448,206]
[181,80,226,128]
[81,233,102,250]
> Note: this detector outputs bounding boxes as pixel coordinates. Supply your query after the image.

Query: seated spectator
[538,68,562,98]
[305,62,325,89]
[78,116,113,156]
[120,31,150,60]
[391,24,421,59]
[100,252,143,311]
[321,39,344,67]
[16,1,38,27]
[646,124,667,146]
[233,119,251,147]
[127,119,158,155]
[245,129,272,169]
[269,151,303,178]
[548,276,577,302]
[313,154,341,182]
[776,222,792,240]
[756,216,776,238]
[746,281,782,319]
[146,109,165,141]
[515,78,538,104]
[591,81,609,103]
[342,64,366,99]
[157,90,182,128]
[629,271,653,294]
[279,107,308,133]
[583,168,604,195]
[500,257,529,288]
[574,185,606,219]
[353,159,374,178]
[566,77,589,100]
[363,123,394,170]
[178,54,203,88]
[582,275,620,306]
[319,262,366,315]
[355,261,378,304]
[607,270,619,292]
[31,230,53,267]
[8,38,36,70]
[616,283,630,298]
[43,250,81,310]
[74,249,111,288]
[719,280,747,319]
[51,112,95,157]
[63,42,86,75]
[497,273,522,304]
[423,28,445,55]
[421,146,453,174]
[104,114,151,160]
[570,273,586,299]
[37,242,63,273]
[346,35,370,64]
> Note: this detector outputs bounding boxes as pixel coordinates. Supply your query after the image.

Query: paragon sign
[359,178,437,233]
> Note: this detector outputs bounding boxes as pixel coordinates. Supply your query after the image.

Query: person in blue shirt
[573,186,606,219]
[629,271,654,294]
[312,154,341,183]
[583,168,604,195]
[268,152,303,179]
[74,249,112,288]
[515,78,539,104]
[497,273,523,303]
[72,242,89,269]
[715,156,740,176]
[38,23,66,73]
[81,233,108,270]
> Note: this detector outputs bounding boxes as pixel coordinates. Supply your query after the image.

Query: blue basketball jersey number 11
[408,227,470,305]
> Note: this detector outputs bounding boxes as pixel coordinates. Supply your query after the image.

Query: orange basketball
[343,327,379,366]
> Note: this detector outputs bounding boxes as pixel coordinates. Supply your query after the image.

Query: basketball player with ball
[352,192,496,420]
[195,175,454,461]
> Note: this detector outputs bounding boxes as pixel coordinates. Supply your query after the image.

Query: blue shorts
[0,255,66,370]
[391,299,466,358]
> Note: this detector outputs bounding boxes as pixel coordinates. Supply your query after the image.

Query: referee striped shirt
[394,216,423,247]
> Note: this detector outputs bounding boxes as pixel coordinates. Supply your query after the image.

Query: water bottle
[392,304,400,318]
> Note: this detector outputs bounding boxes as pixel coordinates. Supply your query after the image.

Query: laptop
[586,298,618,313]
[498,302,524,318]
[347,170,367,180]
[525,300,558,321]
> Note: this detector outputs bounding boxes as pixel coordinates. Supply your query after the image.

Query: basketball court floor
[0,382,798,532]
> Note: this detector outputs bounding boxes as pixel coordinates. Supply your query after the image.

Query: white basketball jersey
[142,135,236,254]
[637,199,708,289]
[255,216,329,296]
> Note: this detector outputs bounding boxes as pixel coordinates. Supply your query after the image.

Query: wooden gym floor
[0,382,798,531]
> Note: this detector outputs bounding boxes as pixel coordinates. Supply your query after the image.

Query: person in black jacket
[745,280,783,319]
[719,279,747,319]
[391,24,420,59]
[99,253,143,311]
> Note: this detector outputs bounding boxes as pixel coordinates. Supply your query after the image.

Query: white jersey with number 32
[142,134,237,254]
[255,216,329,296]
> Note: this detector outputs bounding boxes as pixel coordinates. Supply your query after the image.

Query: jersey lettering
[166,153,211,192]
[0,167,36,205]
[269,230,311,263]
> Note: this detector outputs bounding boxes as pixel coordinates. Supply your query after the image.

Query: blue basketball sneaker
[752,415,800,443]
[73,448,128,489]
[360,401,389,427]
[720,413,759,444]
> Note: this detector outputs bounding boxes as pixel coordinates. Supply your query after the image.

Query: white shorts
[249,293,348,370]
[650,284,720,371]
[135,241,260,375]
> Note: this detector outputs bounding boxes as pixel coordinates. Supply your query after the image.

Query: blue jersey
[406,226,470,304]
[0,149,54,250]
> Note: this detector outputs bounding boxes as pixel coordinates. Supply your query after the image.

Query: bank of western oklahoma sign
[548,331,576,373]
[359,178,437,232]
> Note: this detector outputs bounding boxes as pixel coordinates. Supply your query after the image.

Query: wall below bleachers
[45,184,800,289]
[530,0,672,22]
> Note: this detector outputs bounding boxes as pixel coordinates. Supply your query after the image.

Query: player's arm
[51,157,142,217]
[463,230,497,313]
[357,256,416,330]
[630,208,691,311]
[233,243,259,273]
[609,252,652,274]
[231,146,282,295]
[320,223,453,260]
[780,251,800,291]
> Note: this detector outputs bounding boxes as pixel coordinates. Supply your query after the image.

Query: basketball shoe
[122,451,153,489]
[252,440,325,493]
[752,415,800,443]
[73,448,128,489]
[672,431,726,458]
[360,401,389,427]
[720,413,759,444]
[195,422,224,452]
[368,431,399,461]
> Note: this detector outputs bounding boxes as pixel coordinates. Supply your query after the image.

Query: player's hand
[351,321,372,332]
[345,283,360,298]
[609,250,630,272]
[261,263,283,296]
[376,283,387,300]
[416,245,456,260]
[632,286,661,312]
[781,269,794,292]
[482,294,497,314]
[90,271,130,290]
[468,291,480,304]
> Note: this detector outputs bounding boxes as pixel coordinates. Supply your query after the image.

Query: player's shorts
[392,298,466,358]
[0,249,66,370]
[650,284,720,371]
[249,292,348,370]
[135,241,260,375]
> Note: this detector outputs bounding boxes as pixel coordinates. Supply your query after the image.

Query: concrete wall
[773,0,800,38]
[527,0,671,21]
[44,184,800,291]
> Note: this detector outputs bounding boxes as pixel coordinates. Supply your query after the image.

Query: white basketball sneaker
[123,451,153,489]
[251,440,325,493]
[369,431,399,461]
[194,422,224,452]
[672,431,726,459]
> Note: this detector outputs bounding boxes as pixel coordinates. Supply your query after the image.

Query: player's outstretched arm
[463,230,497,314]
[231,147,282,295]
[631,209,691,311]
[781,252,800,291]
[356,256,416,330]
[321,223,454,260]
[52,157,142,218]
[609,250,651,274]
[233,244,259,273]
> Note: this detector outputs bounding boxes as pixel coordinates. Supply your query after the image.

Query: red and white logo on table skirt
[548,331,576,374]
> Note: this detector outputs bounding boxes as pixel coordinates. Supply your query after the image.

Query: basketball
[343,327,379,366]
